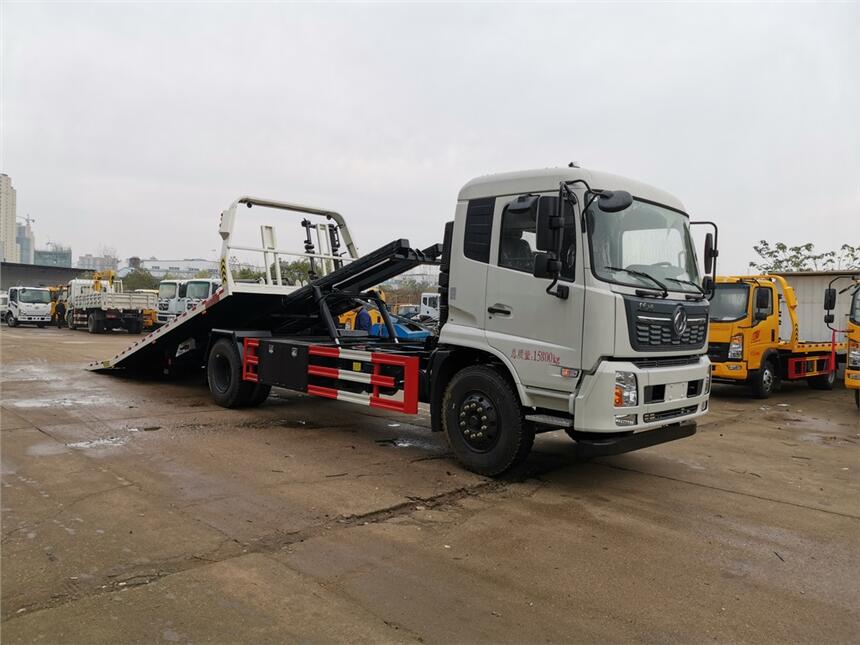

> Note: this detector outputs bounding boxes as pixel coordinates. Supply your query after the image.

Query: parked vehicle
[92,166,718,475]
[182,279,221,312]
[392,303,419,319]
[156,280,186,325]
[0,291,8,319]
[5,286,52,327]
[823,278,860,408]
[419,292,440,320]
[66,274,156,334]
[133,289,159,329]
[708,274,846,397]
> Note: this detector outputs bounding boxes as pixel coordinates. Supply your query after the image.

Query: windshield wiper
[603,266,668,298]
[665,277,705,297]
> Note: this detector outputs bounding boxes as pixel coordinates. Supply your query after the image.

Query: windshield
[851,288,860,325]
[709,283,750,321]
[185,281,212,300]
[19,289,52,304]
[159,283,177,299]
[587,199,701,294]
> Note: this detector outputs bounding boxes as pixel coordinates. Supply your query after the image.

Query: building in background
[136,257,218,278]
[34,243,73,267]
[16,221,35,264]
[77,253,118,272]
[0,173,18,263]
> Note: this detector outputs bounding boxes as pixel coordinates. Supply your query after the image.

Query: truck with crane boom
[823,277,860,408]
[91,166,717,475]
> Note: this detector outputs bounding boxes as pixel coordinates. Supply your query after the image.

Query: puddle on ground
[66,437,128,450]
[12,395,115,409]
[25,442,69,457]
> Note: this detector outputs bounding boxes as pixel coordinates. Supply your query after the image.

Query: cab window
[498,196,575,280]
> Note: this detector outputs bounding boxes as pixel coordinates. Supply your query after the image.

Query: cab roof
[457,167,686,213]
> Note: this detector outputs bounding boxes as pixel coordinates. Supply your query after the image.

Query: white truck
[180,279,221,313]
[156,279,186,325]
[66,278,156,334]
[92,166,718,475]
[419,292,440,320]
[5,286,52,327]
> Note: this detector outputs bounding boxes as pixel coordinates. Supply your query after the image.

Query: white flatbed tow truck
[91,166,718,475]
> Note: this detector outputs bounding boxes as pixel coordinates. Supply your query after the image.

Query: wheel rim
[456,391,500,453]
[211,351,232,394]
[762,367,774,392]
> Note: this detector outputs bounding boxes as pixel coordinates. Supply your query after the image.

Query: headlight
[728,334,744,360]
[614,371,638,407]
[849,341,860,369]
[704,371,711,395]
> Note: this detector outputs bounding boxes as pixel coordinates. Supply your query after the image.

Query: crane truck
[91,167,717,475]
[707,274,847,397]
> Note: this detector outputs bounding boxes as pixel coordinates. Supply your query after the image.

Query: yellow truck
[707,274,844,397]
[824,279,859,408]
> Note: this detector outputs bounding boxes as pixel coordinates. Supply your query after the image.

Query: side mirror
[823,288,836,311]
[533,252,561,279]
[755,288,770,310]
[535,197,562,252]
[597,190,633,213]
[704,233,715,275]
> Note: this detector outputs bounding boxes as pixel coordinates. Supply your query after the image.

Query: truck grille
[635,320,707,347]
[707,342,729,363]
[631,355,701,369]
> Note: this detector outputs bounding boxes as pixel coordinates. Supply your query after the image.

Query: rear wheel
[87,312,102,334]
[207,338,257,408]
[442,365,534,476]
[751,360,777,398]
[808,369,835,390]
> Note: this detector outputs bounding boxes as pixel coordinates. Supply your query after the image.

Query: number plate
[665,382,687,401]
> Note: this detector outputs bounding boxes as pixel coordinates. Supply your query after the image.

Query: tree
[749,242,859,272]
[194,269,214,278]
[278,259,312,286]
[122,269,160,290]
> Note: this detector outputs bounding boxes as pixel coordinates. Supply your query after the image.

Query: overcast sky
[3,2,858,273]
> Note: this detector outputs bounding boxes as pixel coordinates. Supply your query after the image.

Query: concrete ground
[1,325,858,644]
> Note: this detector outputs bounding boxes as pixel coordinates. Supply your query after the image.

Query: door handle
[487,305,512,316]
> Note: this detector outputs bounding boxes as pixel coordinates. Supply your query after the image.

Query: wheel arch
[428,345,526,432]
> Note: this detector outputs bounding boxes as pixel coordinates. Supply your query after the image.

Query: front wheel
[6,312,17,327]
[855,389,859,409]
[751,360,778,399]
[807,369,835,391]
[66,311,77,330]
[442,365,534,476]
[36,322,46,328]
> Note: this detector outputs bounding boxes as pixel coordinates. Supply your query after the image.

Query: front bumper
[572,356,710,433]
[570,422,697,459]
[846,370,860,391]
[712,361,749,380]
[18,315,51,322]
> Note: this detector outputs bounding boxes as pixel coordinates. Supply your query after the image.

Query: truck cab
[180,279,221,313]
[442,168,712,440]
[5,286,52,327]
[419,292,440,320]
[847,285,860,407]
[157,280,186,325]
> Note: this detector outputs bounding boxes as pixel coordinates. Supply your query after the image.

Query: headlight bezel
[614,371,638,408]
[728,334,744,360]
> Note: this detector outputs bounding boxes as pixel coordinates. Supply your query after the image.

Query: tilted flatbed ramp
[89,238,440,372]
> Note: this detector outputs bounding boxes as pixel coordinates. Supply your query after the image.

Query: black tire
[751,360,777,399]
[67,311,77,330]
[6,312,17,327]
[207,338,257,408]
[87,312,101,334]
[36,322,46,328]
[855,389,859,409]
[808,369,835,391]
[442,365,534,476]
[248,383,272,407]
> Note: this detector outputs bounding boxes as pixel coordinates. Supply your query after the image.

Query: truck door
[748,284,777,368]
[484,195,584,394]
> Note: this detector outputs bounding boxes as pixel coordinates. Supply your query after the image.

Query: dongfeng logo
[672,306,688,338]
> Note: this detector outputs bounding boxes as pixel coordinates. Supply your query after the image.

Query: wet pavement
[1,326,858,643]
